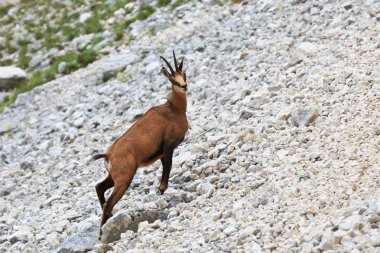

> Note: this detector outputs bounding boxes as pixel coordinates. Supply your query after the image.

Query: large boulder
[0,66,27,90]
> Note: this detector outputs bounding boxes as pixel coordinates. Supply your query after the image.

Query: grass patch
[62,25,80,41]
[44,64,58,81]
[2,15,15,25]
[0,0,169,111]
[136,6,156,20]
[83,12,104,34]
[113,0,131,10]
[99,0,132,20]
[34,29,44,40]
[376,130,380,136]
[5,43,17,54]
[17,47,31,69]
[17,39,30,47]
[0,71,44,112]
[113,5,155,40]
[0,4,13,16]
[113,18,136,40]
[91,36,104,46]
[0,59,14,66]
[49,51,80,76]
[171,0,189,9]
[77,49,97,66]
[44,35,61,50]
[64,62,81,74]
[0,49,98,111]
[157,0,171,7]
[55,51,78,63]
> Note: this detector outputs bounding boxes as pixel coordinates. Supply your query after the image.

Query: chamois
[92,51,189,239]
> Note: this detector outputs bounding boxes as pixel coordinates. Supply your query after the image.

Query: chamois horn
[173,50,179,71]
[160,56,174,75]
[178,57,184,71]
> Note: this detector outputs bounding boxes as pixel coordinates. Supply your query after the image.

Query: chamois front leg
[159,146,174,195]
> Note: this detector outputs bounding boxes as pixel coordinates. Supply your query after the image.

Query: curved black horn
[178,57,184,71]
[173,50,179,71]
[160,56,174,75]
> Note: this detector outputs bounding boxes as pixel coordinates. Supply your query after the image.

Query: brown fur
[93,51,188,239]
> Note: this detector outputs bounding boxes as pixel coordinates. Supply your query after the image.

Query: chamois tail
[92,153,106,161]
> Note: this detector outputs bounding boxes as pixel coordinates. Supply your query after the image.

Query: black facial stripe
[171,79,181,87]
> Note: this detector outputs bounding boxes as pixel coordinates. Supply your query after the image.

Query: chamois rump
[92,51,189,239]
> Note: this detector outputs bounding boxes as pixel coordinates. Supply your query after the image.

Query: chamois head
[160,51,187,92]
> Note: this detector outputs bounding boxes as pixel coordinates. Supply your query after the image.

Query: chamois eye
[184,72,186,82]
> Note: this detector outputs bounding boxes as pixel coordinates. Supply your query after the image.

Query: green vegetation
[299,174,311,182]
[83,12,104,34]
[91,36,104,46]
[34,30,44,40]
[17,47,31,69]
[114,18,134,41]
[157,0,171,7]
[0,59,14,66]
[1,15,15,25]
[99,0,132,20]
[376,130,380,136]
[0,71,44,112]
[62,25,81,41]
[171,0,190,9]
[0,50,98,112]
[240,190,248,198]
[113,5,156,40]
[0,4,13,16]
[77,49,97,66]
[137,6,156,20]
[0,0,193,111]
[16,39,30,47]
[5,43,17,54]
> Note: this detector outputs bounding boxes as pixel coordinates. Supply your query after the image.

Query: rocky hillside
[0,0,182,109]
[0,0,380,252]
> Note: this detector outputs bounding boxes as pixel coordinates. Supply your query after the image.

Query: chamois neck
[168,86,187,112]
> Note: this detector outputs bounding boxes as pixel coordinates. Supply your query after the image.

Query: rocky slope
[0,0,379,252]
[0,0,173,108]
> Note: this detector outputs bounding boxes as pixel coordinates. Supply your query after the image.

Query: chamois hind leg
[98,168,136,239]
[95,175,114,209]
[159,146,174,195]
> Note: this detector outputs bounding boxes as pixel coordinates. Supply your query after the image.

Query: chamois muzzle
[180,84,188,92]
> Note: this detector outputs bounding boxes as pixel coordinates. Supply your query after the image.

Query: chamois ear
[161,67,171,79]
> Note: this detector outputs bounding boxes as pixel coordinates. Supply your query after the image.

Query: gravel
[0,0,379,252]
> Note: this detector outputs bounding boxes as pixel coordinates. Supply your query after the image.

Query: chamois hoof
[159,184,167,195]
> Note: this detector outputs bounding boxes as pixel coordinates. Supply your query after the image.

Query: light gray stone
[58,62,67,74]
[223,225,237,236]
[0,66,27,90]
[290,108,318,127]
[79,12,92,23]
[54,218,98,253]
